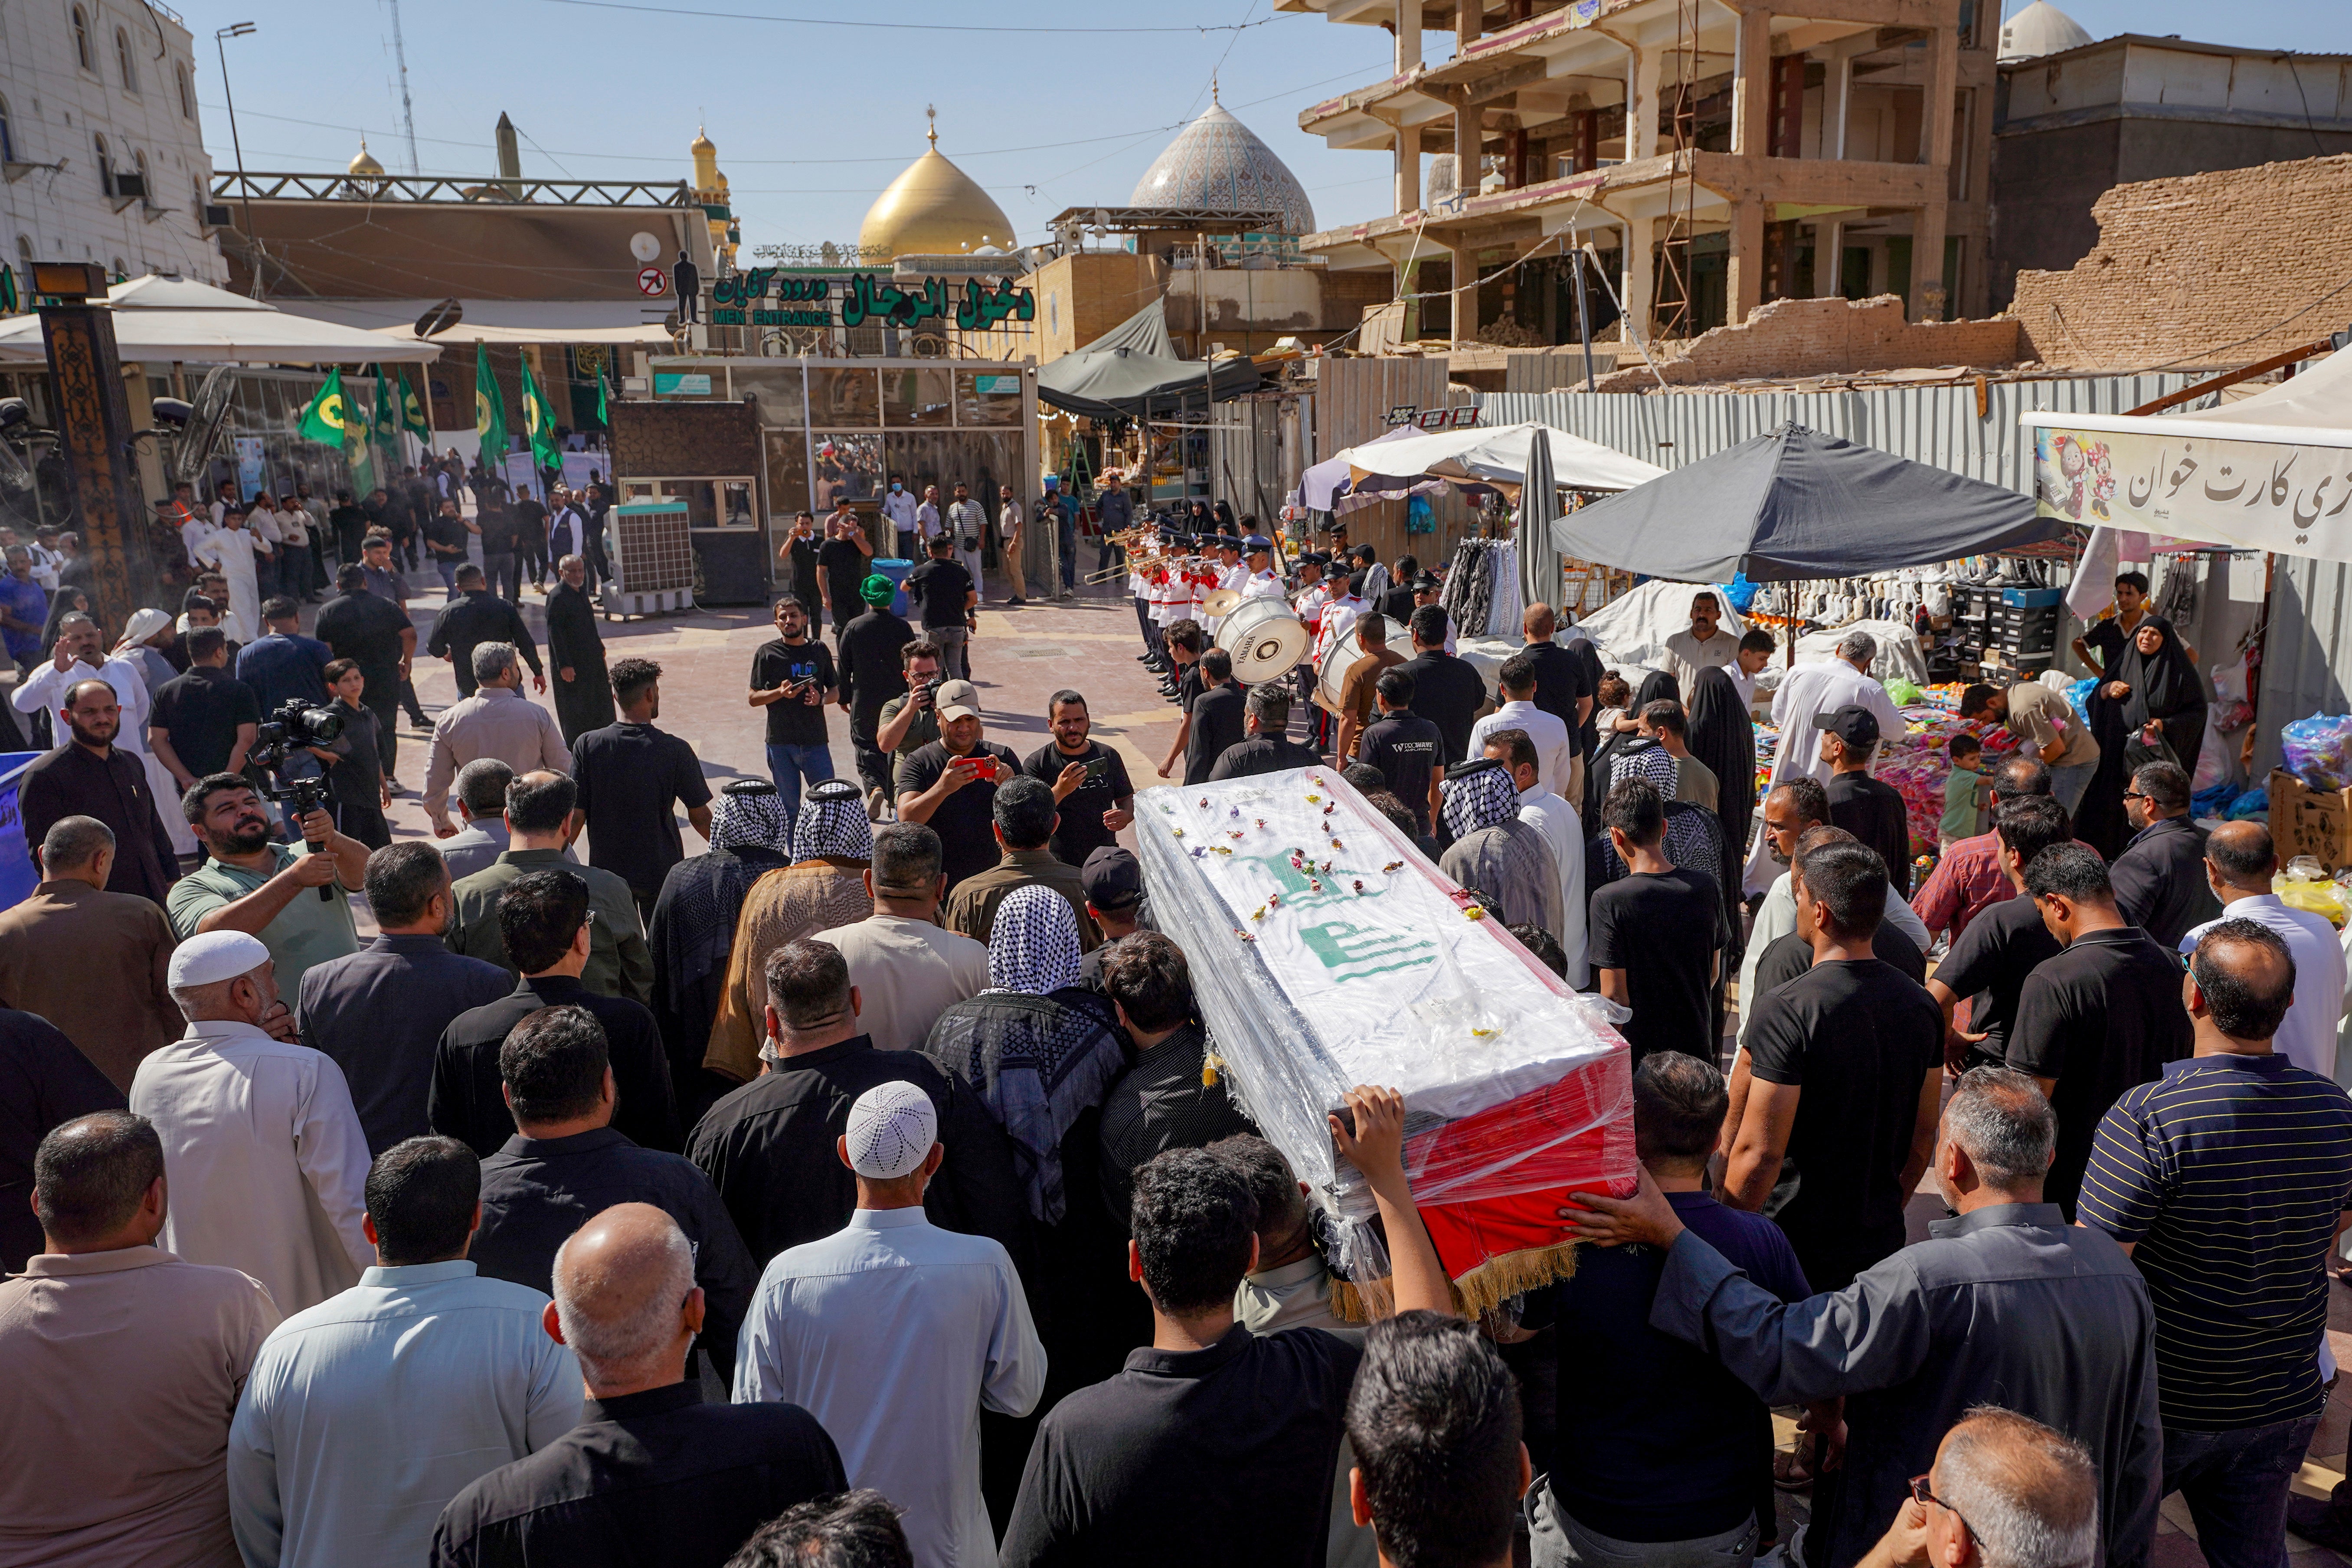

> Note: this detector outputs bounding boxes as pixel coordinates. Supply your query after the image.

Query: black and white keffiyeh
[712,779,793,857]
[1440,758,1521,842]
[792,778,873,863]
[985,884,1084,995]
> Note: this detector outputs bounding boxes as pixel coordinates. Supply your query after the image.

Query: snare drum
[1214,597,1311,684]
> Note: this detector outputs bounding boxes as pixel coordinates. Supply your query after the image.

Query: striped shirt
[2078,1051,2352,1430]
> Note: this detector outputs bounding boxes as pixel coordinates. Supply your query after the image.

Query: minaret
[689,126,737,271]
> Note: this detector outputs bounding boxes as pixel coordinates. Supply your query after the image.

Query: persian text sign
[2026,417,2352,557]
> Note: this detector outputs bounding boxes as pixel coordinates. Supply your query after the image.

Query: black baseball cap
[1081,846,1144,911]
[1812,704,1881,747]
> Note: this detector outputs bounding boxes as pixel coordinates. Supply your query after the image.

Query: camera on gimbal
[249,701,345,896]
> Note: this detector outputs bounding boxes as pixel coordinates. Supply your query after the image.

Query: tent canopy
[0,274,442,365]
[1550,421,2055,582]
[1353,421,1665,494]
[1300,423,1440,514]
[1036,298,1259,420]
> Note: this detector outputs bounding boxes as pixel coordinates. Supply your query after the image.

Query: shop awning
[1352,421,1665,495]
[0,275,441,364]
[267,297,677,348]
[1299,424,1440,514]
[2019,350,2352,558]
[1036,298,1260,420]
[1550,421,2057,581]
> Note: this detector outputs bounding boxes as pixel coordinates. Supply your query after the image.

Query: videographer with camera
[165,772,367,1002]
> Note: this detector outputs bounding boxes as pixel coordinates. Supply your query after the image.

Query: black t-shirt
[1358,712,1444,832]
[896,740,1022,891]
[1744,958,1943,1287]
[320,699,383,810]
[1022,740,1134,867]
[1208,736,1325,782]
[476,505,523,556]
[999,1322,1363,1568]
[1395,649,1489,766]
[749,638,837,748]
[572,722,716,897]
[150,665,262,778]
[818,537,868,621]
[1587,866,1729,1066]
[1521,640,1591,756]
[1176,662,1204,714]
[1931,893,2061,1061]
[314,589,411,694]
[511,497,547,547]
[836,609,913,716]
[904,557,974,629]
[2007,926,2193,1217]
[783,533,821,608]
[1750,922,1927,996]
[424,513,471,560]
[1184,684,1247,786]
[1827,771,1916,896]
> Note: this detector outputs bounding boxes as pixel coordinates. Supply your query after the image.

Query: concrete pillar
[1621,215,1655,341]
[1457,0,1479,50]
[1456,103,1482,192]
[1815,218,1845,298]
[1912,203,1949,321]
[1823,50,1851,160]
[1396,0,1421,72]
[1730,8,1772,158]
[1914,19,1959,318]
[1451,240,1478,341]
[1395,124,1421,213]
[1627,46,1662,160]
[1727,199,1767,323]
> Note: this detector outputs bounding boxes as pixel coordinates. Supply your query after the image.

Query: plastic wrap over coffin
[1133,766,1636,1312]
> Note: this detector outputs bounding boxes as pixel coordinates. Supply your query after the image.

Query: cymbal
[1201,588,1243,617]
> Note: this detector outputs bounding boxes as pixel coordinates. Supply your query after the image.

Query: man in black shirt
[904,534,977,681]
[426,566,543,699]
[147,625,261,788]
[1021,690,1134,867]
[837,576,913,811]
[1001,1093,1454,1568]
[684,938,1030,1269]
[422,498,475,599]
[474,493,525,603]
[1745,827,1927,990]
[17,676,179,905]
[316,563,416,782]
[1927,796,2070,1074]
[816,505,874,651]
[1208,684,1323,780]
[432,868,680,1156]
[1181,647,1246,786]
[749,596,838,823]
[1395,604,1488,767]
[777,510,822,613]
[1519,601,1593,766]
[1094,933,1248,1226]
[2007,843,2192,1218]
[510,488,549,592]
[1818,704,1916,896]
[432,1201,838,1566]
[1726,835,1943,1292]
[1588,777,1729,1068]
[1356,669,1444,835]
[895,679,1023,894]
[2110,760,2219,949]
[570,657,713,921]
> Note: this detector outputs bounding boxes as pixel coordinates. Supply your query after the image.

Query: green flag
[399,368,432,442]
[473,344,508,471]
[517,354,563,474]
[595,372,610,426]
[296,367,350,445]
[371,366,399,444]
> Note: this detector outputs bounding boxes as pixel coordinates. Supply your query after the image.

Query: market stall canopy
[1300,423,1442,515]
[1354,421,1665,495]
[0,274,442,364]
[272,296,674,348]
[1551,422,2054,582]
[2019,349,2352,557]
[1035,297,1260,420]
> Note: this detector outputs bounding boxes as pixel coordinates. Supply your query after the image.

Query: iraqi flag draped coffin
[1134,766,1636,1316]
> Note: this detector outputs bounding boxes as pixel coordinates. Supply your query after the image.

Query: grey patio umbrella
[1517,414,1560,615]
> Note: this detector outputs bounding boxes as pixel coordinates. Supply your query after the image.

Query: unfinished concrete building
[1285,0,1996,347]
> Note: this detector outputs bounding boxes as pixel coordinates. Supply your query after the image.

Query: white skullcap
[167,930,272,991]
[844,1081,938,1180]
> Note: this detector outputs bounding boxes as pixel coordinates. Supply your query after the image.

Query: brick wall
[1582,294,2023,391]
[2009,154,2352,370]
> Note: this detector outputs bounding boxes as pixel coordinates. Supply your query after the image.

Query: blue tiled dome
[1130,102,1315,236]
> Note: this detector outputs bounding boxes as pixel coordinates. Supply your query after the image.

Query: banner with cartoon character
[2026,419,2352,559]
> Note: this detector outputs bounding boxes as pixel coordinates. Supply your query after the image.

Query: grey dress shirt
[1652,1202,2162,1568]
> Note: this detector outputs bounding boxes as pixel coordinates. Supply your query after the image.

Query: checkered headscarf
[711,780,793,856]
[1440,758,1521,841]
[792,779,873,863]
[985,884,1083,995]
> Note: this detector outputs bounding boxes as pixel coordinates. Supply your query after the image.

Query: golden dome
[690,126,721,191]
[857,121,1014,260]
[347,139,385,177]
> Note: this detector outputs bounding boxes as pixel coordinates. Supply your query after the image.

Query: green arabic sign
[705,269,1035,333]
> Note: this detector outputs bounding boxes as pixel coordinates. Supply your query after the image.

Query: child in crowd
[1940,731,1989,850]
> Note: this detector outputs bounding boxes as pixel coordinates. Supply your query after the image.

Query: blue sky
[191,0,2352,250]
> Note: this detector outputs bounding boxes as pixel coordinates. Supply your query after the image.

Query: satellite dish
[415,298,464,338]
[629,231,663,263]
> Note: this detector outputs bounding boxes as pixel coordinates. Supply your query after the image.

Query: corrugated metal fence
[1483,374,2203,494]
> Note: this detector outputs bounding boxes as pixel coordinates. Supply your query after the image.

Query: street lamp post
[213,23,259,296]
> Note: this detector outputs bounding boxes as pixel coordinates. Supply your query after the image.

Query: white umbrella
[1350,420,1663,494]
[0,274,441,364]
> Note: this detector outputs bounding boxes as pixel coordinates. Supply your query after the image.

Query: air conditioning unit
[201,203,233,230]
[112,171,147,200]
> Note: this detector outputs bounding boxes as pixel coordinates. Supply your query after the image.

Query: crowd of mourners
[1,500,2349,1568]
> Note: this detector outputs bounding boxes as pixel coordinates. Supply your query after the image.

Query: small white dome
[1999,1,2094,62]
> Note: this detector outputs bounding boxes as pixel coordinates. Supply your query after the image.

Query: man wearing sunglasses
[1565,1064,2161,1568]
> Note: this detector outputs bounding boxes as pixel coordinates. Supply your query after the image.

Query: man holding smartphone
[894,679,1021,895]
[749,596,837,821]
[1021,689,1133,868]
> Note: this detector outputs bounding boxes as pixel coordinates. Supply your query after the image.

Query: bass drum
[1314,615,1411,712]
[1214,596,1311,684]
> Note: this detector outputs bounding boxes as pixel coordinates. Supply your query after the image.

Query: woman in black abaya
[2107,615,2208,788]
[1685,665,1757,969]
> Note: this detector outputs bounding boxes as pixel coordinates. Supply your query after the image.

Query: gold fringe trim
[1326,1241,1581,1323]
